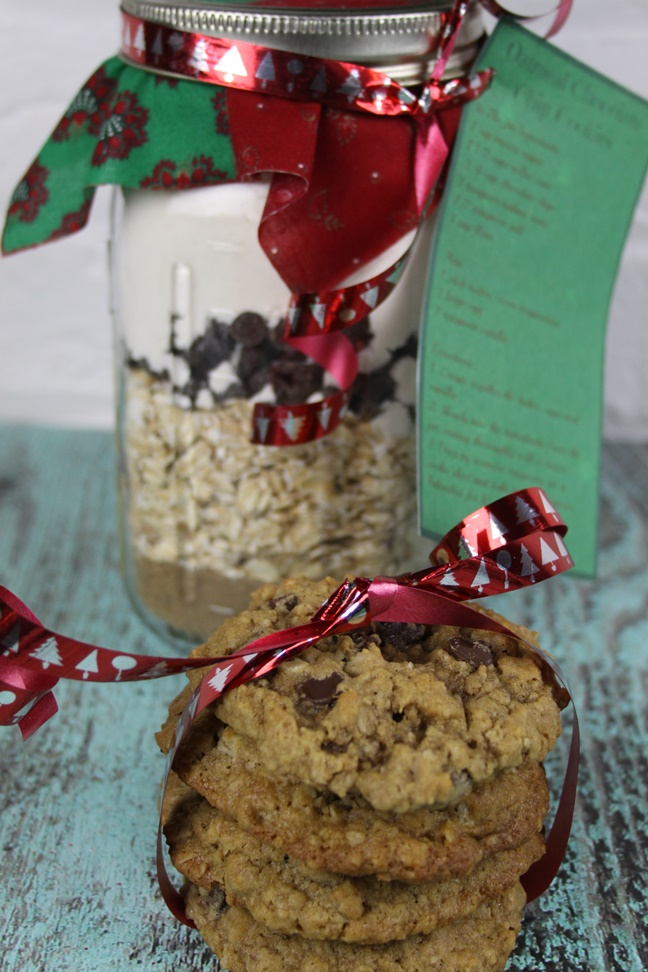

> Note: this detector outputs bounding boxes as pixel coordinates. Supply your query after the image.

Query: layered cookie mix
[120,313,421,639]
[115,178,434,639]
[157,577,566,971]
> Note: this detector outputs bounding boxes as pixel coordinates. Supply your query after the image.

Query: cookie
[163,782,545,943]
[170,576,562,813]
[163,721,549,884]
[183,880,527,972]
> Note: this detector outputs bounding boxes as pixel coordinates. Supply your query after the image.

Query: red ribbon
[0,488,579,916]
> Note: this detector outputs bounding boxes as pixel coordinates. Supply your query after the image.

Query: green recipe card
[418,19,648,575]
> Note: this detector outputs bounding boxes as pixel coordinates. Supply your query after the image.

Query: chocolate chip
[298,672,344,709]
[280,594,300,611]
[230,312,269,347]
[349,366,396,419]
[237,345,267,380]
[348,629,380,651]
[389,333,418,363]
[446,637,494,668]
[177,378,202,406]
[375,622,427,651]
[270,359,324,405]
[344,318,374,351]
[268,594,300,611]
[185,320,234,381]
[221,381,247,400]
[211,888,229,917]
[237,343,275,395]
[321,740,347,754]
[127,354,170,381]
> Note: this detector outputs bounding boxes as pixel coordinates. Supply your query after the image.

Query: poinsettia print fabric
[52,67,118,143]
[2,57,236,255]
[140,155,229,190]
[91,90,149,166]
[8,161,49,223]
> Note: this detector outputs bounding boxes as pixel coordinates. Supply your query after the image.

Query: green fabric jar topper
[2,59,236,255]
[2,0,445,254]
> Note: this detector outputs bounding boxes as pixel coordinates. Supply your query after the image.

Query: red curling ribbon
[247,71,492,444]
[120,14,465,288]
[0,488,579,919]
[251,335,356,445]
[428,485,572,591]
[0,487,572,731]
[281,255,410,340]
[275,69,494,344]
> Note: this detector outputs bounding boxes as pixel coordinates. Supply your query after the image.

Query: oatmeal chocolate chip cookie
[183,880,527,972]
[161,722,549,884]
[163,784,545,944]
[172,576,562,814]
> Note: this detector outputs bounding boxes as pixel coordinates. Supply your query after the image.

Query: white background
[0,0,646,437]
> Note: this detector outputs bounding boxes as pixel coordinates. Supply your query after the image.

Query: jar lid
[120,1,485,82]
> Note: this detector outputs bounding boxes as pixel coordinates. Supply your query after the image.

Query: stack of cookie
[157,577,563,972]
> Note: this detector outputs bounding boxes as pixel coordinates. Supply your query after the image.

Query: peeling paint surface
[0,427,646,971]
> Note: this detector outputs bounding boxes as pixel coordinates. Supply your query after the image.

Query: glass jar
[111,0,484,642]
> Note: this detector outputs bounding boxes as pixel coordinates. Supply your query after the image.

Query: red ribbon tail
[546,0,574,38]
[522,706,580,901]
[17,692,59,740]
[156,827,196,929]
[481,0,573,38]
[414,120,450,216]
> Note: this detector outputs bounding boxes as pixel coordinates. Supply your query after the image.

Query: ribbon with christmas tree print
[1,0,574,261]
[1,1,477,277]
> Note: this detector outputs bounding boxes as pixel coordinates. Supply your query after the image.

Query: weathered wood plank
[0,426,646,971]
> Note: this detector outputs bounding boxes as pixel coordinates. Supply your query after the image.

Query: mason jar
[110,0,485,642]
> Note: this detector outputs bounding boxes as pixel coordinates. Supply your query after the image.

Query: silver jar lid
[120,1,485,82]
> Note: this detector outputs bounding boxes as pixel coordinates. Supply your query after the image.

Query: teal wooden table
[0,425,646,971]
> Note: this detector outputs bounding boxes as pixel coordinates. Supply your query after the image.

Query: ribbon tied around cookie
[0,487,579,915]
